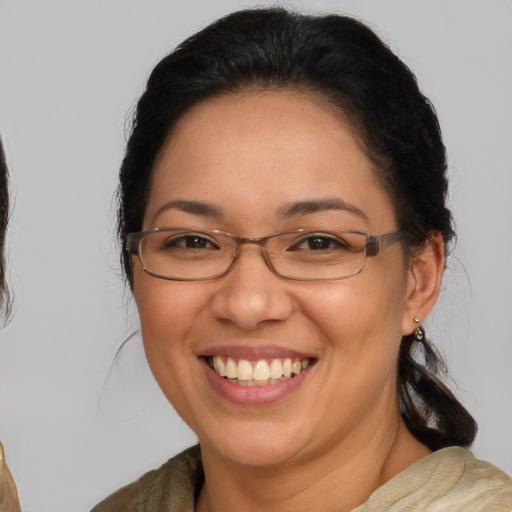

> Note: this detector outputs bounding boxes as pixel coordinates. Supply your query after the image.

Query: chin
[197,419,310,469]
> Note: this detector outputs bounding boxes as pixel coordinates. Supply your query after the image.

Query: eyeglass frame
[126,227,407,282]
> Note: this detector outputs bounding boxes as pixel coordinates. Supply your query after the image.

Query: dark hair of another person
[117,8,477,451]
[0,136,10,315]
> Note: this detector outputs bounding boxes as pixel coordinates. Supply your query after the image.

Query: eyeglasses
[126,228,406,281]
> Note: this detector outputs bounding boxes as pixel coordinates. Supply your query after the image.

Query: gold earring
[413,317,424,342]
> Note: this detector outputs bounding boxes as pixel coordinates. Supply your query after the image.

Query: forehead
[146,91,396,232]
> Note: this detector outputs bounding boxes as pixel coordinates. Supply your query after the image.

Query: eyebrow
[154,199,224,220]
[278,198,368,221]
[153,197,368,223]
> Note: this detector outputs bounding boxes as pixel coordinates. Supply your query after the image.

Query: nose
[209,245,294,330]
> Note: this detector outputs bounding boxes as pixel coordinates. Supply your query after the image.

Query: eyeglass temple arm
[365,231,406,257]
[126,233,141,255]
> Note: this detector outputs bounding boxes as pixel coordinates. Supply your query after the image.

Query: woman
[0,136,21,512]
[92,8,512,511]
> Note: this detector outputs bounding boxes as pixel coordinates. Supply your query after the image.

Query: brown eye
[163,234,219,250]
[307,236,334,250]
[289,234,350,252]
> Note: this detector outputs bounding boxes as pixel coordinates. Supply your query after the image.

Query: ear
[402,232,445,336]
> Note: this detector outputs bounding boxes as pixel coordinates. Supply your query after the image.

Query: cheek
[301,262,409,393]
[306,272,407,342]
[133,266,209,379]
[132,267,213,426]
[134,266,206,336]
[306,269,408,419]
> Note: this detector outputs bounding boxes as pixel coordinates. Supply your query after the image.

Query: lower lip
[201,358,312,406]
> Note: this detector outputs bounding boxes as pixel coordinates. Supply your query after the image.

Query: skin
[132,91,445,512]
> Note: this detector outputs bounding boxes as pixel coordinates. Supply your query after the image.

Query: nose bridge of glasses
[228,235,278,275]
[233,235,271,258]
[237,234,269,245]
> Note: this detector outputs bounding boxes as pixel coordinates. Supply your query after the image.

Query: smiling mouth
[207,356,311,387]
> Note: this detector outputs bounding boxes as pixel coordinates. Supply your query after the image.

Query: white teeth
[270,359,283,379]
[237,359,253,381]
[253,360,270,381]
[213,356,227,377]
[209,356,311,384]
[283,358,292,378]
[225,357,237,379]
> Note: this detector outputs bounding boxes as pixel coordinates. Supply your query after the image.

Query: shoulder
[90,445,203,512]
[432,447,512,506]
[439,447,512,509]
[356,447,512,511]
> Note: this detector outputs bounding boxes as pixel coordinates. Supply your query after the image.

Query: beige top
[0,442,20,512]
[91,445,512,512]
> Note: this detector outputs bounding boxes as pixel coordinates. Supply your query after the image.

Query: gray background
[0,1,511,510]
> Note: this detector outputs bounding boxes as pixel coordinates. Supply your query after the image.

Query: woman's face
[133,91,417,468]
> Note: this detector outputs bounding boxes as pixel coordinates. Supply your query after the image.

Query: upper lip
[198,344,315,360]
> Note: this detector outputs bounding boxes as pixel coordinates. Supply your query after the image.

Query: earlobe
[402,232,445,336]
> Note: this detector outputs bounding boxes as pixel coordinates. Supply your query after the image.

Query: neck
[195,417,430,512]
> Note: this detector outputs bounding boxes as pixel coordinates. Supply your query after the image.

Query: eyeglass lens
[138,229,368,281]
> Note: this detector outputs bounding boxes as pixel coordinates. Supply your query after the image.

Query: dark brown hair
[117,7,476,450]
[0,135,10,316]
